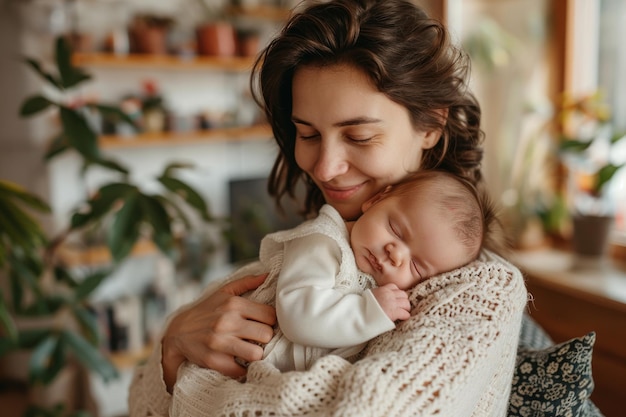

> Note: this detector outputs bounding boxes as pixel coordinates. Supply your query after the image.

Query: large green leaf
[610,131,626,145]
[20,295,68,317]
[8,261,26,312]
[24,403,66,417]
[559,137,593,153]
[107,192,143,262]
[0,179,51,212]
[69,411,93,417]
[41,336,67,384]
[15,295,63,317]
[0,290,18,341]
[158,176,211,221]
[161,162,195,178]
[23,57,62,90]
[56,36,92,89]
[44,134,70,161]
[61,330,118,381]
[28,334,67,384]
[0,332,18,356]
[70,182,136,229]
[59,106,100,160]
[17,328,53,350]
[0,198,47,253]
[20,95,55,117]
[71,305,101,345]
[155,195,191,229]
[91,157,130,176]
[139,194,173,254]
[596,163,625,193]
[53,265,79,288]
[90,103,138,129]
[8,250,45,297]
[29,333,60,383]
[74,270,110,301]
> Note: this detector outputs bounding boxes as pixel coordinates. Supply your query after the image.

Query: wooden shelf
[109,344,153,370]
[73,52,257,72]
[99,124,273,149]
[58,240,158,267]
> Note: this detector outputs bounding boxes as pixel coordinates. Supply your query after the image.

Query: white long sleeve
[276,233,394,348]
[248,204,393,370]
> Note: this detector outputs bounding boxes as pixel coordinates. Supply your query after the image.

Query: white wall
[0,1,51,213]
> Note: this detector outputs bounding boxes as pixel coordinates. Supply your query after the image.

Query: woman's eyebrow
[335,117,382,127]
[291,116,382,127]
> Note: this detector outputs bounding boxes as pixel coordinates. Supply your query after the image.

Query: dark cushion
[508,331,597,417]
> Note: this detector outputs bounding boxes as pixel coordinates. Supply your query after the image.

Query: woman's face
[292,64,440,220]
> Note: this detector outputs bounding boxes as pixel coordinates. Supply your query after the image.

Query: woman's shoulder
[408,249,527,310]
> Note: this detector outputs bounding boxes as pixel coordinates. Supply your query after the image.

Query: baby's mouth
[368,252,382,271]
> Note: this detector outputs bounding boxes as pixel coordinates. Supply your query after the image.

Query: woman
[129,1,527,416]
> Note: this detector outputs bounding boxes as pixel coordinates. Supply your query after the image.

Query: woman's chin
[333,203,362,221]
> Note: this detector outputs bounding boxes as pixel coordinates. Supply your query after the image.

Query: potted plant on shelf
[558,92,626,257]
[193,0,237,57]
[128,14,175,55]
[0,36,219,416]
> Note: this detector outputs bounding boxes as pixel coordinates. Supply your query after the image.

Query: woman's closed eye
[345,135,373,143]
[297,132,320,140]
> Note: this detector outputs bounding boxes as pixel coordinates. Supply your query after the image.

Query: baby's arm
[276,234,395,348]
[371,283,411,321]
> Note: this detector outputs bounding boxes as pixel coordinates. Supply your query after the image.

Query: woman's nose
[312,140,349,182]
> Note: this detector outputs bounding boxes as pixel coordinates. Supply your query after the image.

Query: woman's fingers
[221,273,269,296]
[161,274,276,388]
[216,273,277,326]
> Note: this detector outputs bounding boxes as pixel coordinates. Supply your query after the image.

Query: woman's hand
[161,273,276,392]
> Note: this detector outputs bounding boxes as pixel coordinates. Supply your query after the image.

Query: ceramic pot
[129,26,168,54]
[196,22,237,57]
[236,32,260,57]
[571,214,615,256]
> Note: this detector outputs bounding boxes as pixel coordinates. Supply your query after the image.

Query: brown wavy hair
[251,0,484,217]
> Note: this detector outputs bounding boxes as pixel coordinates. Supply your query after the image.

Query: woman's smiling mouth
[322,183,363,201]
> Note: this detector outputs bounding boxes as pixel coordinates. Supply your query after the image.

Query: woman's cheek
[294,141,315,173]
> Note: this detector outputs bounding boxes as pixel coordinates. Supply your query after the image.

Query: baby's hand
[371,283,411,322]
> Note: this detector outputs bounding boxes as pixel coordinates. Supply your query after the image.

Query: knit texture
[129,251,527,417]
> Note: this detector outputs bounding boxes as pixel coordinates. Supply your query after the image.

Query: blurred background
[0,1,624,417]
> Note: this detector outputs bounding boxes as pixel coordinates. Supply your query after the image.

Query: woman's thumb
[222,273,268,296]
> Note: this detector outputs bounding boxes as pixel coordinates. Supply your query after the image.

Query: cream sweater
[129,251,527,417]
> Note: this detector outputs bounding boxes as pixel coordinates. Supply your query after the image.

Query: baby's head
[350,170,495,290]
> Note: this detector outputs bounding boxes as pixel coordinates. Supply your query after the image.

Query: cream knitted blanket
[129,251,527,417]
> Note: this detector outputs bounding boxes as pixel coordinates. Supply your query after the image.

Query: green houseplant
[0,36,217,416]
[558,92,626,256]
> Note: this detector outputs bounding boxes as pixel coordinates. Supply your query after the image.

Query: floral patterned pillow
[508,332,596,417]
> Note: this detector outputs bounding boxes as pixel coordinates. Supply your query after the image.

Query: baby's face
[350,193,471,289]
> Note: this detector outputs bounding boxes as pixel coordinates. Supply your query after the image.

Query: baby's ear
[362,185,392,212]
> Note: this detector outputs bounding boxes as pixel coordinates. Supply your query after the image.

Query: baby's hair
[383,170,506,260]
